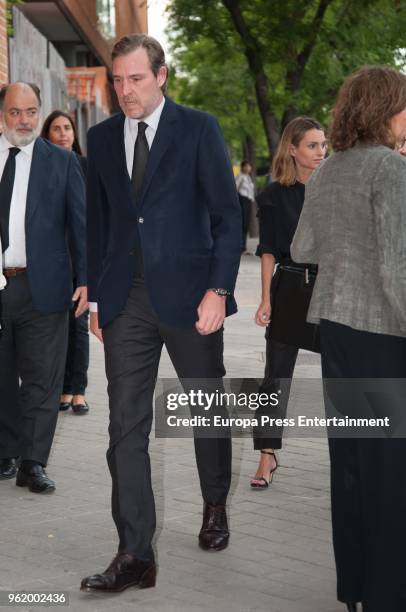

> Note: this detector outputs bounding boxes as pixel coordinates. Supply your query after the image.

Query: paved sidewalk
[0,241,341,612]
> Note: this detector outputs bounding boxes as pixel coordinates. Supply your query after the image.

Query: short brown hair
[330,66,406,151]
[112,34,168,93]
[272,117,324,186]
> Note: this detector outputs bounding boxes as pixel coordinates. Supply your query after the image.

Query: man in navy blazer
[82,35,241,593]
[0,82,87,491]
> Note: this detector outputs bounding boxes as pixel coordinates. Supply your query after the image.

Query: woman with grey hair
[291,65,406,612]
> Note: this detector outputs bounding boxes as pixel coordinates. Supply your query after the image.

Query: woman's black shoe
[59,399,72,411]
[346,603,359,612]
[72,400,89,415]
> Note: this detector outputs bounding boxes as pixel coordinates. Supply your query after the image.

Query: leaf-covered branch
[6,0,24,36]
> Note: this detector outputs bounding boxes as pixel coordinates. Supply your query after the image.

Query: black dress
[253,181,306,450]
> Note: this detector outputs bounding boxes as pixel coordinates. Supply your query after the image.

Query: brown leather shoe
[80,553,156,592]
[199,503,229,551]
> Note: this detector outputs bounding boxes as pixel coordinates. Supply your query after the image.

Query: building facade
[0,0,7,84]
[2,0,147,148]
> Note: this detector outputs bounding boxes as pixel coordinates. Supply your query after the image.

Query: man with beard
[0,82,87,491]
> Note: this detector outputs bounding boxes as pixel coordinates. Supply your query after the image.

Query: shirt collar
[0,133,36,157]
[126,96,166,135]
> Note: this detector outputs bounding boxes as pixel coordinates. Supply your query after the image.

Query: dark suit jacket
[76,153,88,178]
[87,97,241,328]
[26,137,86,313]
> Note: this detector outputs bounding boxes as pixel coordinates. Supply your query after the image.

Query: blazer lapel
[108,113,135,208]
[26,138,51,223]
[139,98,179,207]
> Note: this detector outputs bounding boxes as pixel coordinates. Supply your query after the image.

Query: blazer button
[139,217,144,224]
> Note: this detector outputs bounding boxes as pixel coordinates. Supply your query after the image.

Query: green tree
[169,35,267,163]
[167,0,406,162]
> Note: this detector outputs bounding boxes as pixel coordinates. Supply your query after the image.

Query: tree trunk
[240,133,259,238]
[242,133,256,169]
[281,0,334,128]
[222,0,280,156]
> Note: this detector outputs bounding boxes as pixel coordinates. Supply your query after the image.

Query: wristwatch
[209,288,230,297]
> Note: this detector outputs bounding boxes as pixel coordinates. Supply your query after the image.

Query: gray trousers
[103,279,231,561]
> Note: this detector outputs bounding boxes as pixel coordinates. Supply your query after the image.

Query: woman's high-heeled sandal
[345,603,359,612]
[250,450,278,489]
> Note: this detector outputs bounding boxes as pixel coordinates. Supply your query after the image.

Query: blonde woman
[250,117,327,488]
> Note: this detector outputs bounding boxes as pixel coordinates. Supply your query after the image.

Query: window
[96,0,116,40]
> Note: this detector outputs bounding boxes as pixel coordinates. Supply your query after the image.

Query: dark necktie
[0,147,21,252]
[131,121,149,198]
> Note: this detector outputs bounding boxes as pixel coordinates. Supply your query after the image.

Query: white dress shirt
[0,134,35,268]
[89,96,166,313]
[235,172,255,201]
[124,96,166,178]
[0,235,6,290]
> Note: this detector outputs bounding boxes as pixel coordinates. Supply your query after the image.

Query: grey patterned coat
[291,144,406,338]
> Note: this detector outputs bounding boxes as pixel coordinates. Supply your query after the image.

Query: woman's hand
[255,299,271,326]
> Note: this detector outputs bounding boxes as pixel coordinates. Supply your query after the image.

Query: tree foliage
[6,0,24,36]
[166,0,406,163]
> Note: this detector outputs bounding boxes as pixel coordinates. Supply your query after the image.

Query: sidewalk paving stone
[0,240,343,612]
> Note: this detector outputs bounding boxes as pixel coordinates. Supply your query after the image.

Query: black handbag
[267,264,320,353]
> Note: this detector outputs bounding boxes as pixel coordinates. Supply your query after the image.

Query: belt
[3,267,27,277]
[278,264,317,285]
[279,264,318,275]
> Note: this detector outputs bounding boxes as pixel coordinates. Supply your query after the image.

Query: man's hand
[90,311,103,343]
[72,286,88,318]
[196,290,226,335]
[255,299,271,326]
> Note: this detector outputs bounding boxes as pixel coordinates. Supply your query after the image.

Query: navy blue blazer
[26,138,86,313]
[87,98,242,328]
